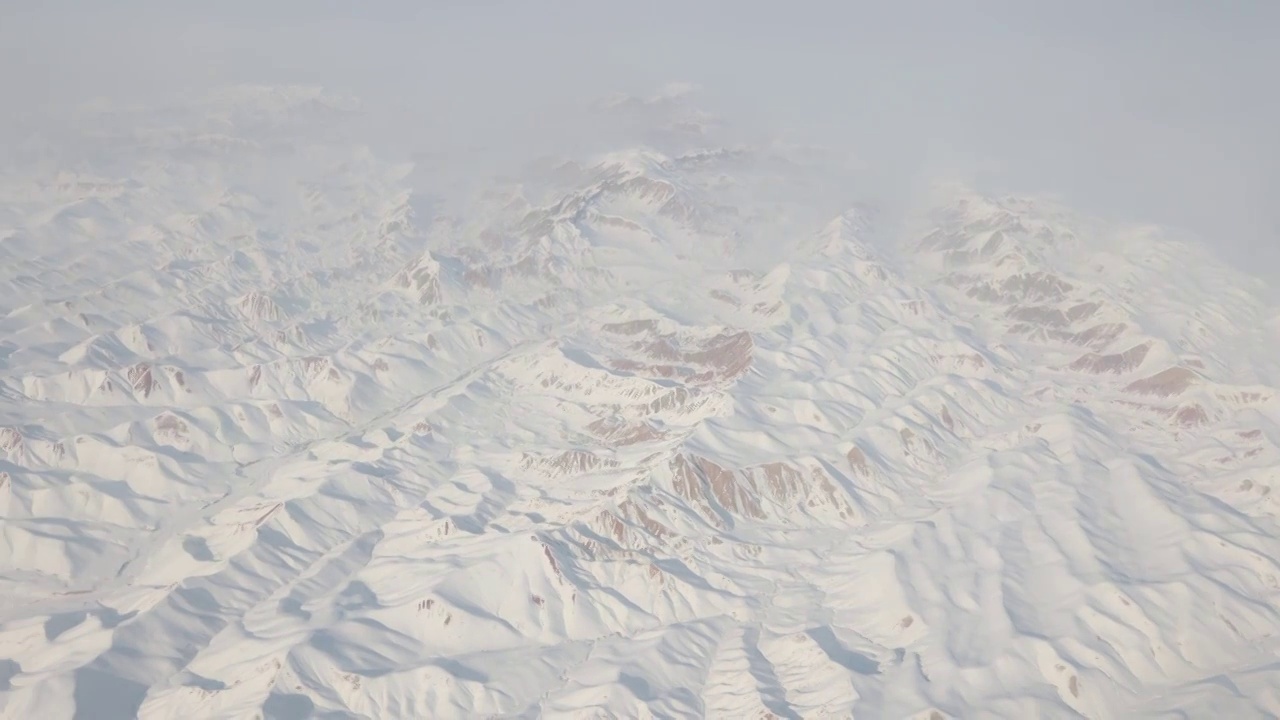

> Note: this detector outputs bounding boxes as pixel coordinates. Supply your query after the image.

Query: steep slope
[2,86,1280,720]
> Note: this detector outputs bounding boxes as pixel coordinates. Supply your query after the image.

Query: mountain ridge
[1,85,1279,719]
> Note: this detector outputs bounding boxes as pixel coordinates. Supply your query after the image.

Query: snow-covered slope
[3,87,1280,719]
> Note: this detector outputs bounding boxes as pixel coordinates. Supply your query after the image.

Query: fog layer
[3,0,1276,275]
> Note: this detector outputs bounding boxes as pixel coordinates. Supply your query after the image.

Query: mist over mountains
[0,82,1278,719]
[2,3,1280,718]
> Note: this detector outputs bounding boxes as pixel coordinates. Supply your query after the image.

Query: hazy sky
[3,0,1277,276]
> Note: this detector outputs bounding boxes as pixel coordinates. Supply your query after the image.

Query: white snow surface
[3,87,1280,720]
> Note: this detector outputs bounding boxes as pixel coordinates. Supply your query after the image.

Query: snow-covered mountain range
[2,86,1280,719]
